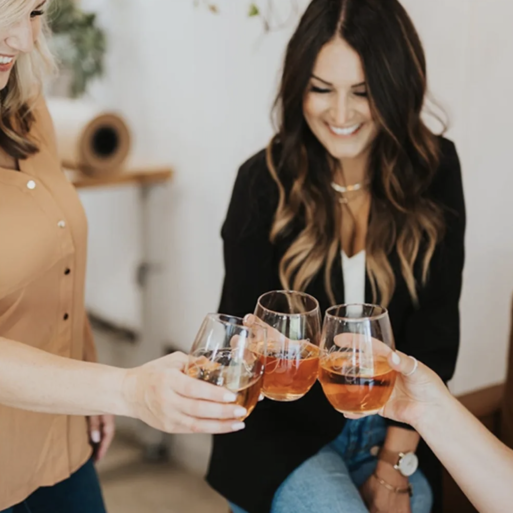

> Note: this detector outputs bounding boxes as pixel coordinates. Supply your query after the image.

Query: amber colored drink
[187,352,263,420]
[254,341,320,402]
[319,352,396,414]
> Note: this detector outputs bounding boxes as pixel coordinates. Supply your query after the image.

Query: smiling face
[0,0,46,91]
[302,37,378,168]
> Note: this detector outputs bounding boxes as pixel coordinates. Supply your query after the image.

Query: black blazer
[207,137,466,513]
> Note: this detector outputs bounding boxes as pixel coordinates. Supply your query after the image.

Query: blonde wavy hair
[0,0,55,158]
[269,0,445,307]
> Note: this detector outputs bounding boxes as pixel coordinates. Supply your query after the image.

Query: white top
[342,250,366,304]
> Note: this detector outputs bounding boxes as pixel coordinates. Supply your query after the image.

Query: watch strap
[377,447,402,468]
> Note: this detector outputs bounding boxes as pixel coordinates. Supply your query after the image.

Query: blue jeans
[1,459,106,513]
[230,416,432,513]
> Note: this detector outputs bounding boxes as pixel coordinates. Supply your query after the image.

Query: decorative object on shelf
[47,0,106,98]
[47,98,131,178]
[194,0,300,32]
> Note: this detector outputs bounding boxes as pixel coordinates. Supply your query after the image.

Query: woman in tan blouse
[0,1,245,511]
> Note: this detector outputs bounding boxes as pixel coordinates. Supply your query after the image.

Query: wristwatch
[377,447,419,477]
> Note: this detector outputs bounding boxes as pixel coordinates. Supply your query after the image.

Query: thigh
[409,469,433,513]
[24,459,106,513]
[271,445,368,513]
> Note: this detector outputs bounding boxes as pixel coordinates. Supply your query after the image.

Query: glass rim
[205,313,245,328]
[204,313,267,334]
[256,290,320,317]
[325,303,389,322]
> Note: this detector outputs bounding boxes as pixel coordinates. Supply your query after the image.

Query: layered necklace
[330,180,369,204]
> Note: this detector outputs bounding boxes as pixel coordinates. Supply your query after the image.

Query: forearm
[416,393,513,513]
[383,425,420,453]
[0,337,131,417]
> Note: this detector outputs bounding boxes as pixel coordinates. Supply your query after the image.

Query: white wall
[79,0,513,401]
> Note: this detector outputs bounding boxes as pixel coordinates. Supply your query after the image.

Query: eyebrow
[34,0,47,9]
[311,74,366,88]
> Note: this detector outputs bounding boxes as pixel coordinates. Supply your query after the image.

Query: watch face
[398,453,419,477]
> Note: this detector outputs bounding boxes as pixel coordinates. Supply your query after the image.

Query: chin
[0,77,10,91]
[328,145,369,162]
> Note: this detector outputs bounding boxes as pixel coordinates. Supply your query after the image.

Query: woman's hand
[360,462,412,513]
[88,414,116,462]
[122,352,247,434]
[379,351,448,428]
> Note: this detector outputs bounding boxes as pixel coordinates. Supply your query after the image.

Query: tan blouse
[0,97,96,508]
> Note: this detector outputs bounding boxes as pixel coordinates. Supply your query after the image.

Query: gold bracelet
[372,473,413,497]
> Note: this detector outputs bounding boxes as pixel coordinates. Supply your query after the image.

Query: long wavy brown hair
[267,0,445,306]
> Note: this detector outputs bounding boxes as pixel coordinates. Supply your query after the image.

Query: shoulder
[437,136,460,170]
[430,136,466,231]
[430,136,464,203]
[234,145,279,193]
[230,141,283,209]
[223,143,281,239]
[433,136,462,186]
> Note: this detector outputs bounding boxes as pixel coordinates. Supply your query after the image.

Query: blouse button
[57,220,66,228]
[26,180,36,190]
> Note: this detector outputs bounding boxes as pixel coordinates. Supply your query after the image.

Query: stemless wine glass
[318,304,397,415]
[186,314,267,420]
[253,290,321,402]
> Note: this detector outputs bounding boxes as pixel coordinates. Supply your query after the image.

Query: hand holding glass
[253,291,321,402]
[318,304,397,415]
[186,314,266,420]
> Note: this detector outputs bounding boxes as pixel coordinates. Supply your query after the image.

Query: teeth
[329,124,361,136]
[0,56,13,65]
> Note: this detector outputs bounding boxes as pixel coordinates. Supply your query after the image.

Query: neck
[335,152,369,185]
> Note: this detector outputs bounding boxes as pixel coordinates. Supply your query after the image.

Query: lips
[0,55,15,73]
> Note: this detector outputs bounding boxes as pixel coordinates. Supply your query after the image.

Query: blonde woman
[0,1,244,511]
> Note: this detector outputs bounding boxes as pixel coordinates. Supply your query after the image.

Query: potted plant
[47,0,106,98]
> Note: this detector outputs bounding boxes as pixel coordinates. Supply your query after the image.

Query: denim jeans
[230,416,432,513]
[1,459,106,513]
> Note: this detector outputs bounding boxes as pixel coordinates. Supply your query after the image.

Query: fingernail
[243,314,254,326]
[91,430,101,444]
[391,352,401,365]
[234,407,247,417]
[224,392,237,402]
[232,422,245,431]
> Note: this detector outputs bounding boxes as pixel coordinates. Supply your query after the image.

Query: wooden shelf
[66,167,173,190]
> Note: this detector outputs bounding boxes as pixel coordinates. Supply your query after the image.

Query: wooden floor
[97,437,228,513]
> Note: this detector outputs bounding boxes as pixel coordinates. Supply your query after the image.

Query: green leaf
[248,3,260,16]
[47,0,106,97]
